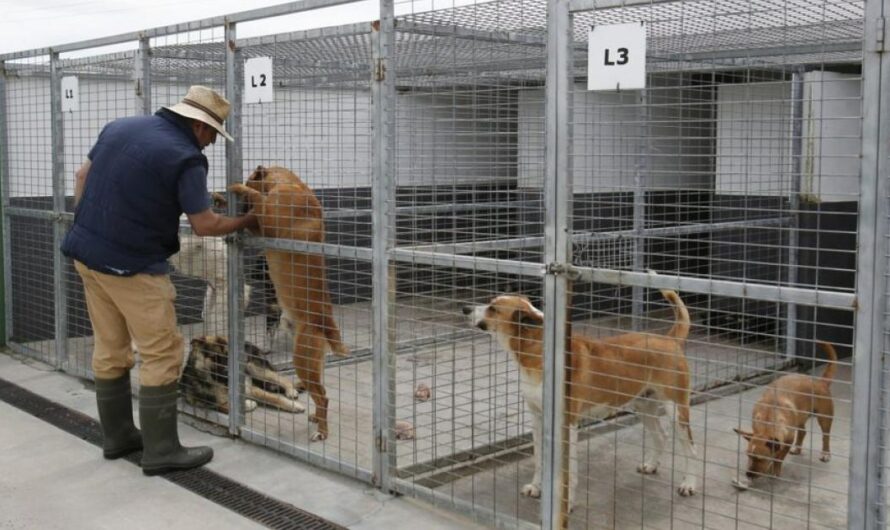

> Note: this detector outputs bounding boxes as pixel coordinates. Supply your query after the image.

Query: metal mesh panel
[389,2,549,525]
[236,26,375,478]
[142,30,232,423]
[58,48,143,379]
[4,55,56,364]
[559,1,859,528]
[0,1,884,528]
[4,58,53,209]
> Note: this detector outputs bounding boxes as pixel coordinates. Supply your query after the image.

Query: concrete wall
[518,75,713,192]
[715,72,860,202]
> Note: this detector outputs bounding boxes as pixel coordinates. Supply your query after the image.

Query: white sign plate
[244,57,274,104]
[61,76,79,112]
[587,23,646,91]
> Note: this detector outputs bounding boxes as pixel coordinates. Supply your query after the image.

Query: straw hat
[165,85,233,142]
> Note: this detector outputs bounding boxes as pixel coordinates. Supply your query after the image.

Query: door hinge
[376,431,388,453]
[875,16,887,53]
[374,58,386,82]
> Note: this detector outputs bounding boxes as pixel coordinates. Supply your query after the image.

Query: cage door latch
[374,58,386,81]
[545,262,582,281]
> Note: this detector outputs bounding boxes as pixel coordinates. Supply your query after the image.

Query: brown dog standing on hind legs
[229,165,349,442]
[732,341,837,490]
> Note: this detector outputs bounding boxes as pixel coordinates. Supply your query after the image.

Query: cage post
[50,50,67,370]
[631,88,648,330]
[849,1,890,527]
[134,36,152,116]
[542,0,573,526]
[785,70,804,360]
[0,59,9,345]
[371,0,397,492]
[225,20,245,436]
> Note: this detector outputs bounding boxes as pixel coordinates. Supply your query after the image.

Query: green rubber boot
[94,373,143,459]
[139,382,213,476]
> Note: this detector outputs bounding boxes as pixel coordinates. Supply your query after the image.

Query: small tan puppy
[229,165,349,442]
[733,341,837,489]
[464,273,697,509]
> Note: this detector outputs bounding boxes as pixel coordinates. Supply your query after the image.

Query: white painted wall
[240,88,372,190]
[394,91,516,186]
[5,71,862,202]
[715,81,793,196]
[5,75,53,200]
[715,75,861,202]
[800,71,861,202]
[518,77,712,192]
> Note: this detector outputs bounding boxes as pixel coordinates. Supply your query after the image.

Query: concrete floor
[428,364,853,530]
[0,350,486,530]
[10,293,853,529]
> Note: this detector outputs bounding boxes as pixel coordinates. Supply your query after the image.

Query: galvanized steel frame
[849,1,890,528]
[0,0,885,528]
[371,0,397,492]
[0,58,10,346]
[50,51,67,371]
[542,0,573,525]
[224,20,245,437]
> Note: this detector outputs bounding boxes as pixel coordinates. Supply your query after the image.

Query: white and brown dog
[464,278,697,508]
[733,341,837,490]
[171,193,250,331]
[229,166,349,441]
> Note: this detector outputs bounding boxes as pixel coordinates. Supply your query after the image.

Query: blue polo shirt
[61,109,212,276]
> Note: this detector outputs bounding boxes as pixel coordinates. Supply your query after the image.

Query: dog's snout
[463,305,489,332]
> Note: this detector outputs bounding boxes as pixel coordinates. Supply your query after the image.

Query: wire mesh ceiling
[2,0,863,83]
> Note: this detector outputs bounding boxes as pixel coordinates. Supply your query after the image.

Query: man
[61,85,257,475]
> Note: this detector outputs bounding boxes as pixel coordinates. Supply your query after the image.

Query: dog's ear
[733,428,753,441]
[514,308,543,328]
[243,341,264,358]
[766,438,783,454]
[251,165,267,181]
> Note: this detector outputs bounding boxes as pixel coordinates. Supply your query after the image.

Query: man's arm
[74,160,91,207]
[186,208,258,237]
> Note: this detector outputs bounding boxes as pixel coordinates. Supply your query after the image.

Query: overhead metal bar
[396,20,547,47]
[236,21,371,48]
[569,0,725,13]
[0,0,360,60]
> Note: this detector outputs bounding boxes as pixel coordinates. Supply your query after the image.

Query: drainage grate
[0,376,346,530]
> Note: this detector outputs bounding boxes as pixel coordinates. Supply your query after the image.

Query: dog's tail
[662,289,691,342]
[648,270,690,341]
[817,341,838,383]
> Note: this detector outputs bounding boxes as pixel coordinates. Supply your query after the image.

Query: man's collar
[156,108,201,150]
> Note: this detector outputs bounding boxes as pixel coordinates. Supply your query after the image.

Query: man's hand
[74,160,91,207]
[187,208,259,237]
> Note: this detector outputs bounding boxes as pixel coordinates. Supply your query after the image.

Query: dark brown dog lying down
[181,335,304,414]
[733,341,838,490]
[229,165,348,442]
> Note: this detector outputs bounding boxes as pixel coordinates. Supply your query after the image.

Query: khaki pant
[75,260,184,386]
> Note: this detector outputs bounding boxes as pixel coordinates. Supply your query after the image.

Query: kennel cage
[0,0,888,528]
